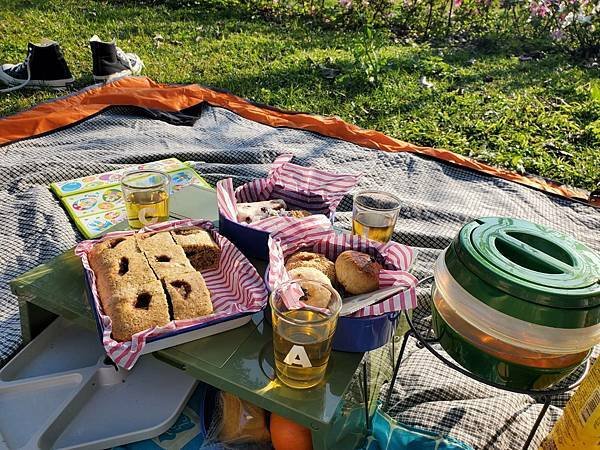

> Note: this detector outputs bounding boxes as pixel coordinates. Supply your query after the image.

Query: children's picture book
[50,158,212,238]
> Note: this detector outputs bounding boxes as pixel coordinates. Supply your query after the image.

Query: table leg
[19,297,57,344]
[311,428,329,450]
[522,397,551,450]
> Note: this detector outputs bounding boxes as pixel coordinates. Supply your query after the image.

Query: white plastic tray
[0,318,197,450]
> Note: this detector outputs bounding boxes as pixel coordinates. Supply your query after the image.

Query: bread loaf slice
[105,280,170,341]
[170,227,221,271]
[163,271,213,320]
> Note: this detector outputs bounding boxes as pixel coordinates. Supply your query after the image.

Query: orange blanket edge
[0,76,592,205]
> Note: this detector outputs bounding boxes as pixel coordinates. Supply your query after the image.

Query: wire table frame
[383,278,592,450]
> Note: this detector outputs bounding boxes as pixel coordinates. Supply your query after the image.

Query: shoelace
[0,52,32,93]
[115,47,143,73]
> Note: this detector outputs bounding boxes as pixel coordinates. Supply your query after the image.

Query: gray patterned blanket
[0,102,598,449]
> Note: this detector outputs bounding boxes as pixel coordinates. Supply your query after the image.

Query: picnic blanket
[0,78,598,449]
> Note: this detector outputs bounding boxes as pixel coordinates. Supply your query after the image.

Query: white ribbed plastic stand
[0,318,197,450]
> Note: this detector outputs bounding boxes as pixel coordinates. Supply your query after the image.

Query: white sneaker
[89,35,143,82]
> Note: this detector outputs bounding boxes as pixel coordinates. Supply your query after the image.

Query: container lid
[449,217,600,311]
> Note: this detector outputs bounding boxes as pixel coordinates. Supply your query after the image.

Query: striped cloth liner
[217,154,361,229]
[267,220,419,317]
[75,219,268,369]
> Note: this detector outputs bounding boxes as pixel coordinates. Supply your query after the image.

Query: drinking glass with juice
[121,170,170,229]
[270,280,342,389]
[352,190,401,243]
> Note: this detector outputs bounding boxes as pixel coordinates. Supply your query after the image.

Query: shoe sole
[93,69,133,81]
[0,72,74,88]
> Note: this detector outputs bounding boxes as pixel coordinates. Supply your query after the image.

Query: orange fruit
[270,413,313,450]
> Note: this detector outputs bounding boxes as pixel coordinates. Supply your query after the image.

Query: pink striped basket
[266,218,419,352]
[217,154,361,259]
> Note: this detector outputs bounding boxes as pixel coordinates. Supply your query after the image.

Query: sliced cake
[170,227,221,271]
[144,245,195,279]
[88,235,140,268]
[163,271,213,320]
[90,251,157,311]
[105,280,171,341]
[135,231,176,253]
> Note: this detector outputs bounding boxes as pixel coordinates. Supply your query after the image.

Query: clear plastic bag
[201,392,271,449]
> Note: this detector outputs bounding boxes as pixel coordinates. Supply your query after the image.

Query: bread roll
[288,267,334,309]
[285,251,336,283]
[335,250,381,295]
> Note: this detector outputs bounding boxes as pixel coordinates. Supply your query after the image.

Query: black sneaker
[0,39,74,92]
[90,35,143,82]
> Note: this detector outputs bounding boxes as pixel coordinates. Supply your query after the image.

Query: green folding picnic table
[9,185,368,449]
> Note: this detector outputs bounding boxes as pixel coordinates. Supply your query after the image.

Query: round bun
[288,267,333,309]
[285,252,336,283]
[335,250,381,295]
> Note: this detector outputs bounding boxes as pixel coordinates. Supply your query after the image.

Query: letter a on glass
[284,345,312,368]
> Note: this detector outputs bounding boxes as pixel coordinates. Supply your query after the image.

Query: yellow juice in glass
[270,281,341,389]
[272,309,336,389]
[124,190,169,229]
[352,190,401,243]
[121,170,170,229]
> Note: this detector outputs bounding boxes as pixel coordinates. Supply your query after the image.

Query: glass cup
[352,190,401,243]
[121,170,171,229]
[270,280,342,389]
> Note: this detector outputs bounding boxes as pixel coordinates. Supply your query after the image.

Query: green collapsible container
[431,217,600,390]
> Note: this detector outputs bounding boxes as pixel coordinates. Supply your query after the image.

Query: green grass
[1,0,598,191]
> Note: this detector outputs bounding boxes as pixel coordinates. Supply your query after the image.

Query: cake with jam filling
[89,226,219,341]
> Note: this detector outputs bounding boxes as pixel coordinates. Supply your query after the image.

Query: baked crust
[90,251,156,312]
[105,280,170,341]
[170,227,221,271]
[144,245,195,279]
[135,231,176,252]
[88,236,139,269]
[164,271,213,320]
[335,250,381,295]
[285,251,336,283]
